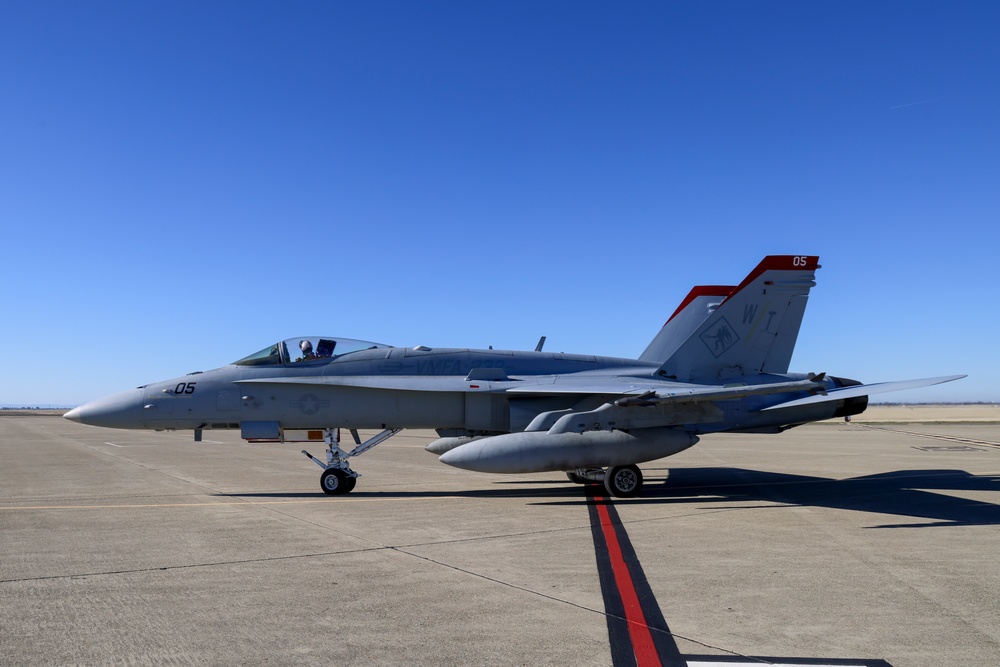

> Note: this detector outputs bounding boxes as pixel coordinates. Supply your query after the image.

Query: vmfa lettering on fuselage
[65,256,964,497]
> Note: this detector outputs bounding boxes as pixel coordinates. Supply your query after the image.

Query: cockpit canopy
[233,337,390,367]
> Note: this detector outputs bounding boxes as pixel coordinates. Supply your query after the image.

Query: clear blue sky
[2,1,997,406]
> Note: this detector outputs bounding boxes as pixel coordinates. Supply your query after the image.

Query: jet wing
[611,377,826,405]
[760,375,967,411]
[510,376,828,434]
[237,373,826,402]
[236,373,657,393]
[507,375,825,402]
[236,373,682,395]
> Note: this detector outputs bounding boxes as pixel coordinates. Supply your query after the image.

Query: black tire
[320,468,353,495]
[604,465,643,498]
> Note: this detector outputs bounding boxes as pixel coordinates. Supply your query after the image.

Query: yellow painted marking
[0,496,462,511]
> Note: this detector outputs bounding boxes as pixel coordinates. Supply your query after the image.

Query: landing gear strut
[564,464,645,498]
[302,428,402,495]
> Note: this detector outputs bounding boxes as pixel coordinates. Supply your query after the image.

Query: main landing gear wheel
[320,468,356,495]
[604,465,643,498]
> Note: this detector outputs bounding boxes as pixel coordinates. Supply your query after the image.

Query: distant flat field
[854,404,1000,423]
[0,409,69,417]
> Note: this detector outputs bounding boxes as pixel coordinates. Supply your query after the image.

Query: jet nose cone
[62,389,144,429]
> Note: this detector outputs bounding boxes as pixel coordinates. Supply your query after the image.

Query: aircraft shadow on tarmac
[629,467,1000,528]
[220,467,1000,528]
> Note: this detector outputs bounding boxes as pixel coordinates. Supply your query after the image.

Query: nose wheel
[320,468,357,495]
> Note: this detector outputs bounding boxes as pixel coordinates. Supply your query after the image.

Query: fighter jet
[64,255,963,497]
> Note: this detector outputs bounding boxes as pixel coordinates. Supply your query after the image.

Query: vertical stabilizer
[639,286,733,364]
[658,256,820,380]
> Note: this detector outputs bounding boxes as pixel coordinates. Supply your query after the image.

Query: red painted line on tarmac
[594,496,663,667]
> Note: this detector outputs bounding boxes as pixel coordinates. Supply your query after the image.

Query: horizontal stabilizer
[760,375,967,411]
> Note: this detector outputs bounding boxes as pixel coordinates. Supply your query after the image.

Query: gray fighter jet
[64,256,964,497]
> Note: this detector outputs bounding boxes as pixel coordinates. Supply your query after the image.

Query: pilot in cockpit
[297,340,317,362]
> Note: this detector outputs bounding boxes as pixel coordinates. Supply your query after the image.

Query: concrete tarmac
[2,415,999,666]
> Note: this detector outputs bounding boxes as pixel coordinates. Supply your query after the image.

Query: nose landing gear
[302,428,402,495]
